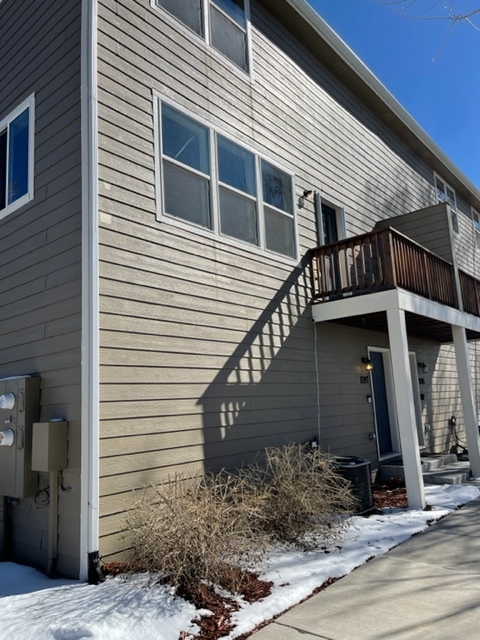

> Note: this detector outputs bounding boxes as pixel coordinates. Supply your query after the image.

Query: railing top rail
[309,227,389,254]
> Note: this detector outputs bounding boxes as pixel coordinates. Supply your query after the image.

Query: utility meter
[0,376,40,498]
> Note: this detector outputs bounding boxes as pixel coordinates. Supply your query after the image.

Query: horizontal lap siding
[96,0,462,559]
[376,204,453,263]
[454,196,479,276]
[0,0,82,577]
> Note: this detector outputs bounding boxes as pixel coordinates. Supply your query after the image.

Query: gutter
[282,0,480,208]
[80,0,101,582]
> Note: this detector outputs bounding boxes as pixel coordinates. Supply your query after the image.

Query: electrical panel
[0,376,40,499]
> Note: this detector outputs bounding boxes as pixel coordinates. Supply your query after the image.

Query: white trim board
[312,288,480,334]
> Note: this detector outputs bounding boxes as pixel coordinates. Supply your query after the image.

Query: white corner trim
[80,0,99,581]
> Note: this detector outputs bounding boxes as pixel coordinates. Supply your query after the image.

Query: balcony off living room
[309,225,480,342]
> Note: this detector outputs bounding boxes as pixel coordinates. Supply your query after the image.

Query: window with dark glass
[156,0,249,72]
[435,174,458,233]
[217,135,257,244]
[210,0,248,71]
[161,104,212,229]
[262,160,295,258]
[159,102,296,259]
[157,0,203,36]
[0,103,32,215]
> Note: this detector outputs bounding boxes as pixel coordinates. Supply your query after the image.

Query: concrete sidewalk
[252,495,480,640]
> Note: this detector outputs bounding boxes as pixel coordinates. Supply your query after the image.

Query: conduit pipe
[47,471,59,577]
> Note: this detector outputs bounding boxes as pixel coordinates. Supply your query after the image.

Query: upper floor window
[472,208,480,250]
[0,94,35,220]
[472,208,480,233]
[156,0,250,72]
[159,101,296,259]
[434,173,458,234]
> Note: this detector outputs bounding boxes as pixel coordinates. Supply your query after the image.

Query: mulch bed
[106,484,429,640]
[372,480,409,510]
[181,572,273,640]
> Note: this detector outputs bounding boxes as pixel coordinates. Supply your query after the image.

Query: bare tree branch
[378,0,480,57]
[379,0,480,24]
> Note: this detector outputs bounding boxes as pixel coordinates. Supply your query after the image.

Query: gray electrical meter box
[32,421,68,472]
[0,376,40,499]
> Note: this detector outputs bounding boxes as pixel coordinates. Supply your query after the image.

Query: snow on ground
[0,484,478,640]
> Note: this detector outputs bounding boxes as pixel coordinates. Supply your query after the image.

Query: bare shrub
[249,443,357,548]
[126,444,356,599]
[126,471,269,599]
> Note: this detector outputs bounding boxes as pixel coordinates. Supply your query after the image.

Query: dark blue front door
[370,351,393,456]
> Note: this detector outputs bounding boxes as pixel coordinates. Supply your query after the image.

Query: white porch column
[452,325,480,477]
[386,308,425,509]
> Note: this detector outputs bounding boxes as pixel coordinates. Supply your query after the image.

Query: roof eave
[258,0,480,211]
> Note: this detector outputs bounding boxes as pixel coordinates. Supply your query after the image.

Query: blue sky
[308,0,480,190]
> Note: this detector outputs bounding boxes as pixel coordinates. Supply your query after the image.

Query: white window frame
[434,172,458,234]
[472,207,480,250]
[314,192,346,246]
[154,94,298,262]
[0,94,35,222]
[151,0,252,76]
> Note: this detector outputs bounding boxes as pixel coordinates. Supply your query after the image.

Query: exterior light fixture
[418,362,429,374]
[298,189,314,209]
[361,357,373,371]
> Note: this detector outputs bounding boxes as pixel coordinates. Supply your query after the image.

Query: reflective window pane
[0,130,6,210]
[163,161,211,228]
[264,207,295,258]
[211,6,248,71]
[212,0,245,26]
[261,160,292,214]
[217,136,255,195]
[446,186,456,209]
[162,104,210,174]
[435,177,445,200]
[219,186,257,245]
[158,0,203,36]
[8,108,29,205]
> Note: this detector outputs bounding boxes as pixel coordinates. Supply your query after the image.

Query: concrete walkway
[252,495,480,640]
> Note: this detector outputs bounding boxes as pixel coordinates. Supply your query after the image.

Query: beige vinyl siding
[96,0,471,559]
[375,203,454,263]
[0,0,82,577]
[454,194,480,276]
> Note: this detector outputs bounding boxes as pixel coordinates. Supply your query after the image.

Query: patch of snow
[0,567,198,640]
[0,484,477,640]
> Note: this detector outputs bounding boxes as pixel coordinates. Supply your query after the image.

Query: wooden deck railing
[459,270,480,317]
[310,227,458,309]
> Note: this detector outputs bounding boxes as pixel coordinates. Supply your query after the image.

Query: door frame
[409,353,425,448]
[368,347,400,460]
[368,347,424,460]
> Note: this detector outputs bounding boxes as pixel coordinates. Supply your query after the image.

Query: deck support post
[452,325,480,478]
[386,307,425,509]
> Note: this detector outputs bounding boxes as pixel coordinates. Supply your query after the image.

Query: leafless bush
[250,443,356,548]
[127,471,269,599]
[127,444,356,598]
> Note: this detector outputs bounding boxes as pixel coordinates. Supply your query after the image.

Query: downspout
[80,0,101,582]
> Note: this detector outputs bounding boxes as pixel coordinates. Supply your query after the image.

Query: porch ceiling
[332,311,480,343]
